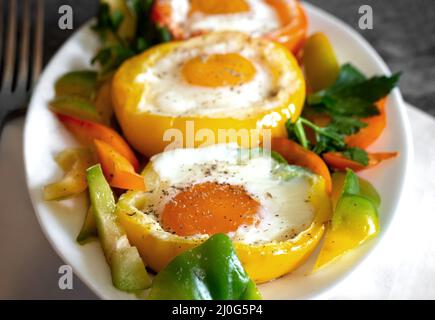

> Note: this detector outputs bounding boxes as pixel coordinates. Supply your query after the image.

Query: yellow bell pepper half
[115,163,331,284]
[112,32,306,158]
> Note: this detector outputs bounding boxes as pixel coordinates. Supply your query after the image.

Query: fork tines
[0,0,44,94]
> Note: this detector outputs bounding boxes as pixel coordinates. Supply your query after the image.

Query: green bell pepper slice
[76,205,97,245]
[55,70,97,100]
[50,96,102,123]
[331,171,381,209]
[148,234,262,300]
[314,169,380,270]
[87,164,151,291]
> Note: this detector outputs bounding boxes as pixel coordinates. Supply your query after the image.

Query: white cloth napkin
[0,104,434,299]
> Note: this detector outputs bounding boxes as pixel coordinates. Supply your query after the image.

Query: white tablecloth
[0,104,434,300]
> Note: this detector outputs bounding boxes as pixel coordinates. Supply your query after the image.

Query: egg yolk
[161,182,260,236]
[182,53,257,87]
[190,0,250,15]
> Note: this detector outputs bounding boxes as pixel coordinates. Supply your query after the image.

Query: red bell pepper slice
[323,151,398,172]
[57,114,139,171]
[264,0,308,57]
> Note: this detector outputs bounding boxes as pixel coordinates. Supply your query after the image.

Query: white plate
[24,2,413,300]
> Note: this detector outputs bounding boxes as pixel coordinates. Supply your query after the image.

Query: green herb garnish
[92,0,172,76]
[287,64,400,165]
[308,64,401,117]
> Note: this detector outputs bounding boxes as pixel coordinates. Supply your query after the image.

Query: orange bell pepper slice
[323,151,398,172]
[94,139,146,191]
[345,99,387,149]
[57,114,139,171]
[271,137,332,193]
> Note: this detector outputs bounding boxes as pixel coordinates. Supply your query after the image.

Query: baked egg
[112,32,305,157]
[116,144,331,283]
[152,0,308,54]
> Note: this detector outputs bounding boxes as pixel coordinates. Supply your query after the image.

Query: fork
[0,0,44,135]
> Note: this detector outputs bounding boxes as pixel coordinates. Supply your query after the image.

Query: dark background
[44,0,435,115]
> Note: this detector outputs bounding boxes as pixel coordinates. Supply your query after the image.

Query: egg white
[169,0,281,36]
[135,33,295,118]
[139,144,316,244]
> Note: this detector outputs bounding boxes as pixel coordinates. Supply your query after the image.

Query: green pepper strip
[87,164,151,292]
[148,234,262,300]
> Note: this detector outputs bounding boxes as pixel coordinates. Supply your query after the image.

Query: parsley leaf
[308,63,401,118]
[110,9,125,31]
[286,117,346,152]
[92,4,120,36]
[328,115,367,136]
[333,63,366,87]
[287,115,371,165]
